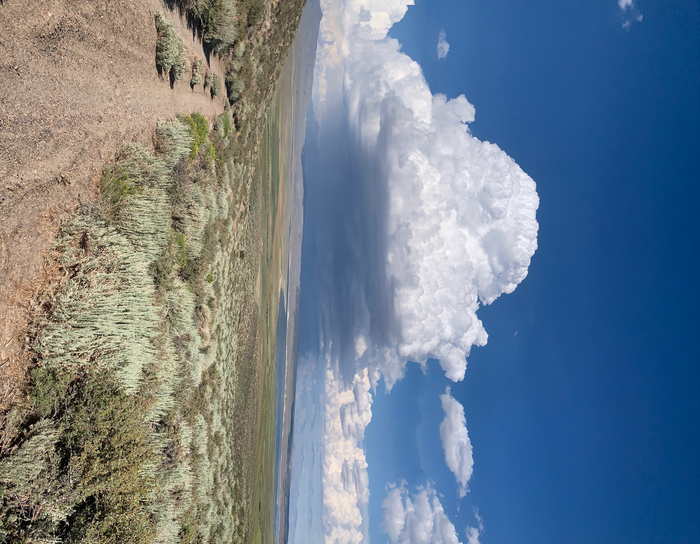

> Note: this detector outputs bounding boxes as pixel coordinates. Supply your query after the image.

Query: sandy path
[0,0,227,409]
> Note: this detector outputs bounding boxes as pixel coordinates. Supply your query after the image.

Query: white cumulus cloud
[618,0,643,28]
[465,527,480,544]
[440,388,473,497]
[313,0,415,118]
[288,354,325,544]
[465,508,484,544]
[341,34,539,388]
[382,483,464,544]
[437,30,450,59]
[321,366,373,544]
[313,0,539,391]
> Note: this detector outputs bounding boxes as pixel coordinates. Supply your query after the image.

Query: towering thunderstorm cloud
[337,11,539,389]
[289,1,540,542]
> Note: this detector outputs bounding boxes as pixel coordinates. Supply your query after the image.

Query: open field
[250,46,297,544]
[0,0,307,542]
[267,4,322,540]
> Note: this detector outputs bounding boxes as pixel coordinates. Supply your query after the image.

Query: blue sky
[289,0,700,543]
[372,0,700,541]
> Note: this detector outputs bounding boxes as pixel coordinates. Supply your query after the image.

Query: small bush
[190,58,203,87]
[204,70,213,90]
[101,164,143,217]
[190,113,209,144]
[210,74,221,98]
[155,12,178,74]
[177,113,209,160]
[155,12,186,82]
[204,141,216,165]
[247,1,265,27]
[176,0,239,55]
[0,369,158,543]
[234,41,246,59]
[203,0,239,55]
[173,41,186,81]
[150,228,194,292]
[218,113,230,138]
[225,74,245,103]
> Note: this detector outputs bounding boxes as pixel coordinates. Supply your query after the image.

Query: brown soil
[0,0,227,412]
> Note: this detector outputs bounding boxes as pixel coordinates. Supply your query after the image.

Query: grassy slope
[0,1,305,543]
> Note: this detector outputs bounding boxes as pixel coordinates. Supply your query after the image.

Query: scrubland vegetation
[165,0,301,110]
[155,12,186,83]
[169,0,266,55]
[1,117,220,543]
[0,1,305,542]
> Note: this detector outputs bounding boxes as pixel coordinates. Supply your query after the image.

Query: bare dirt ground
[0,0,227,412]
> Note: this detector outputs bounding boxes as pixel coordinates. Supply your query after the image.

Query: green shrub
[210,74,221,98]
[218,113,230,138]
[204,70,213,90]
[0,370,158,543]
[247,1,265,27]
[204,0,238,55]
[155,12,178,74]
[155,12,186,82]
[173,41,186,81]
[156,119,194,168]
[101,164,143,217]
[190,58,203,87]
[191,112,209,144]
[234,40,246,59]
[178,113,209,160]
[176,0,239,55]
[225,74,245,102]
